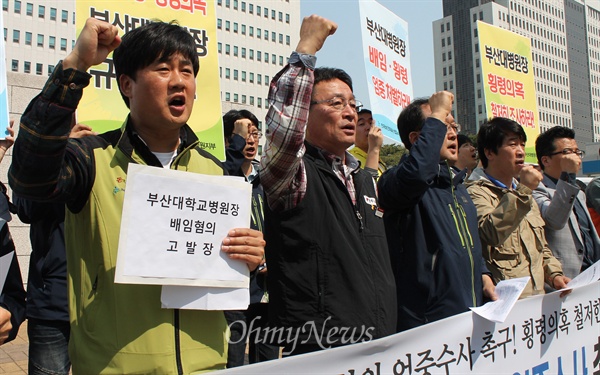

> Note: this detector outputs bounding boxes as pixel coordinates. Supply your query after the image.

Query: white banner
[358,0,413,143]
[217,281,600,374]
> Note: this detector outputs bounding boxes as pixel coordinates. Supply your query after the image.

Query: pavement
[0,320,28,374]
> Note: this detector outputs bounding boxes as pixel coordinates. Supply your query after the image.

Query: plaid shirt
[260,52,360,211]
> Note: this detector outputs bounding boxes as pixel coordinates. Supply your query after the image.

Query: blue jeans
[28,319,71,375]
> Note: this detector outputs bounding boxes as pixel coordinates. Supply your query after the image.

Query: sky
[300,0,443,101]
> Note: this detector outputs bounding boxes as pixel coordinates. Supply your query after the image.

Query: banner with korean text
[216,281,600,374]
[358,0,413,143]
[478,21,538,163]
[75,0,225,160]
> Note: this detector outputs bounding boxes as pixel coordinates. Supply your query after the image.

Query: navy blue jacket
[13,196,69,322]
[0,186,26,342]
[378,118,486,332]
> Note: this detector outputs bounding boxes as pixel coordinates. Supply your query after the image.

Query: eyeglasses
[447,123,461,133]
[548,148,585,158]
[310,97,363,113]
[248,131,262,140]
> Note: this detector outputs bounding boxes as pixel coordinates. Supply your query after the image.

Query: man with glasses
[260,15,396,355]
[467,118,568,298]
[533,126,600,281]
[378,93,496,332]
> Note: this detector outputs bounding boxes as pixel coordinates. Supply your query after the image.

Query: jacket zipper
[174,310,183,375]
[448,171,477,307]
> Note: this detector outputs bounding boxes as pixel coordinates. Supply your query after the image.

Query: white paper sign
[115,163,251,287]
[470,276,530,323]
[161,285,249,310]
[563,259,600,290]
[0,251,14,294]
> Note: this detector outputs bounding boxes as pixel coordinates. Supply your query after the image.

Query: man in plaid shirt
[260,15,396,356]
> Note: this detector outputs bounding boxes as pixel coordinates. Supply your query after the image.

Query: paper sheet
[470,276,530,323]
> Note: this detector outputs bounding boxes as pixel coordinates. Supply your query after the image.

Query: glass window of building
[217,0,221,4]
[3,28,6,41]
[233,46,238,56]
[12,30,20,43]
[279,56,283,65]
[286,35,290,45]
[242,95,246,104]
[241,47,246,58]
[250,96,254,105]
[11,60,18,72]
[264,31,268,40]
[249,3,253,13]
[233,0,238,9]
[225,0,230,7]
[249,49,254,59]
[36,63,42,75]
[242,71,246,81]
[60,38,67,51]
[257,51,261,60]
[444,82,448,90]
[217,19,222,29]
[61,9,67,22]
[256,5,261,15]
[264,52,268,62]
[257,28,261,38]
[241,25,246,35]
[286,13,290,23]
[2,0,7,11]
[234,93,238,102]
[225,21,230,31]
[265,76,269,85]
[225,92,230,101]
[279,33,283,44]
[271,9,275,19]
[25,31,31,45]
[241,1,246,11]
[217,42,222,53]
[233,22,238,33]
[50,7,56,20]
[37,34,43,47]
[249,26,254,36]
[24,61,31,74]
[225,44,230,54]
[48,65,54,75]
[257,74,262,84]
[49,36,55,48]
[271,54,276,64]
[258,97,262,108]
[249,72,254,82]
[14,0,21,14]
[264,7,268,17]
[233,69,238,80]
[271,32,275,42]
[279,11,283,21]
[26,2,33,16]
[225,68,230,79]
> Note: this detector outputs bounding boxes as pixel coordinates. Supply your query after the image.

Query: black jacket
[13,196,69,322]
[378,118,486,332]
[265,143,397,346]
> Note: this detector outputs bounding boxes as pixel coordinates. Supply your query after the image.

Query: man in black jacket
[378,92,496,332]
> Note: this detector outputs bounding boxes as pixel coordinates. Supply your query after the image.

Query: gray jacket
[533,175,600,279]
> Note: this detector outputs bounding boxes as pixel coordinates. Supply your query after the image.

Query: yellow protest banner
[478,21,538,163]
[76,0,224,160]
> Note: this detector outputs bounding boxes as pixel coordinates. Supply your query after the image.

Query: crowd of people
[0,13,597,375]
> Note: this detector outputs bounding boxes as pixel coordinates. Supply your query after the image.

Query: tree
[380,144,407,167]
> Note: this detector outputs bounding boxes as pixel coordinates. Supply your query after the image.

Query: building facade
[434,0,600,144]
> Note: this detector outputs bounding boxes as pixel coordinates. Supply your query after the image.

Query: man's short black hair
[313,67,353,93]
[222,109,259,139]
[477,117,527,168]
[358,108,372,116]
[397,98,429,150]
[113,21,200,108]
[535,126,575,170]
[457,134,474,149]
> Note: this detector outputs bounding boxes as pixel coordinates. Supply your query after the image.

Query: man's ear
[119,74,133,98]
[484,148,495,162]
[408,131,419,146]
[540,155,550,169]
